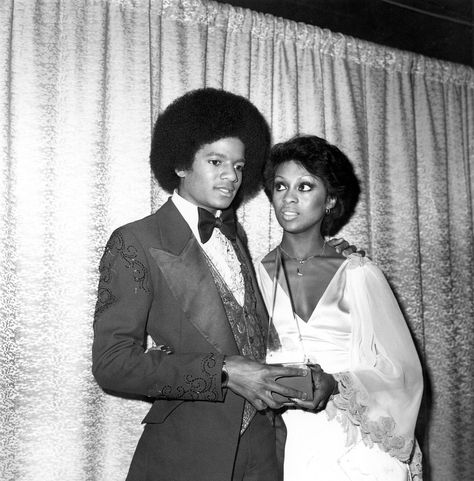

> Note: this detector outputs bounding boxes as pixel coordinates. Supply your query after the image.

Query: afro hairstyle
[150,88,271,204]
[264,135,360,237]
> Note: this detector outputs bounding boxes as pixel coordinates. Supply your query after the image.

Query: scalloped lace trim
[330,372,416,463]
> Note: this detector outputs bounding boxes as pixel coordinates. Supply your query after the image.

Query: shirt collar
[171,190,221,244]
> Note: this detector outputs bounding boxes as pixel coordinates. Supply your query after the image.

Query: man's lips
[216,186,235,197]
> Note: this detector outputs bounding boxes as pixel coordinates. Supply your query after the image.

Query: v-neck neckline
[262,257,349,324]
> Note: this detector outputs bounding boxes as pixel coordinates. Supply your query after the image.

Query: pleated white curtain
[1,0,473,480]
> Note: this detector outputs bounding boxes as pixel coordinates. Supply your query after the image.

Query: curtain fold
[1,0,473,479]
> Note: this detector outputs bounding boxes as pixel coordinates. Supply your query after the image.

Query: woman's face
[272,160,335,235]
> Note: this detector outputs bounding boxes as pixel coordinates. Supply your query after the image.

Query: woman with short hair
[256,135,423,480]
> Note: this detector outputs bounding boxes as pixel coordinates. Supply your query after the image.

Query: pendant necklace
[279,241,327,277]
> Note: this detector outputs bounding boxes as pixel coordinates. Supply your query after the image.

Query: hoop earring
[325,207,331,215]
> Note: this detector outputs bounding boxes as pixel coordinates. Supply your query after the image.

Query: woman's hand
[291,364,337,411]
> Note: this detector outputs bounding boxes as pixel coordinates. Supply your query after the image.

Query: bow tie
[198,207,236,244]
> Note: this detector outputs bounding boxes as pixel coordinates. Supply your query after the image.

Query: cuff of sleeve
[221,356,229,388]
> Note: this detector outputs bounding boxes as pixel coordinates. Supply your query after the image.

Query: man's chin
[214,197,235,210]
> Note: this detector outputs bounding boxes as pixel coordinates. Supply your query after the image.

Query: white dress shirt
[171,191,245,306]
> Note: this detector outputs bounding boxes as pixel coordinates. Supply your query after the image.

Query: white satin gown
[256,254,423,481]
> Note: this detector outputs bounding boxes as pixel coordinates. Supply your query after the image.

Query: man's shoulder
[114,212,158,240]
[103,205,166,253]
[117,199,176,236]
[121,211,157,229]
[101,214,156,260]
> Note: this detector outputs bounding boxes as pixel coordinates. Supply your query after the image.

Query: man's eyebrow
[206,152,246,162]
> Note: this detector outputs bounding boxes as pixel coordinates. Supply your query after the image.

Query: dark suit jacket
[92,199,270,480]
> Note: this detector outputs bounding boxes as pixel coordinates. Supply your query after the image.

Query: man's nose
[221,165,239,183]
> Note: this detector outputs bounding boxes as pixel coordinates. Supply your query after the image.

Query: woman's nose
[283,188,297,203]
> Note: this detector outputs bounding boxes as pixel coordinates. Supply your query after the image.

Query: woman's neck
[280,232,326,260]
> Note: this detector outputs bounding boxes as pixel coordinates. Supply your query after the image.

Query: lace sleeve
[331,371,415,461]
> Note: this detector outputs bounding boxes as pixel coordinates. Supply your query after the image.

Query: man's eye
[209,159,221,166]
[235,164,245,171]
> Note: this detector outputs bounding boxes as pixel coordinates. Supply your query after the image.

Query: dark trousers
[127,410,281,481]
[232,411,280,481]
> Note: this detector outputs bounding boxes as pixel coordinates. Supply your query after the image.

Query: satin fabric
[256,254,423,480]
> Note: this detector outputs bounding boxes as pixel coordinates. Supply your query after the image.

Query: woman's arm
[331,257,423,462]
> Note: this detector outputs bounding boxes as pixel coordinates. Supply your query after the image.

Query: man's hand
[224,356,310,411]
[291,364,337,411]
[327,238,365,257]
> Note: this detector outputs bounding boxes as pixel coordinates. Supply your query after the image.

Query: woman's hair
[150,88,271,204]
[264,135,360,236]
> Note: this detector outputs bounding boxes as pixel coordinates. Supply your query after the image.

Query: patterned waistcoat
[203,239,266,434]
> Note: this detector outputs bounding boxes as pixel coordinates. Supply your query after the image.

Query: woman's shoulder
[345,253,382,271]
[255,247,278,266]
[345,253,373,267]
[254,247,280,282]
[343,254,391,288]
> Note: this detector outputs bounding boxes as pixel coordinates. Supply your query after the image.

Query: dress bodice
[257,259,352,373]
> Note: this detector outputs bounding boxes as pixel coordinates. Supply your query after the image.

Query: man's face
[176,137,246,213]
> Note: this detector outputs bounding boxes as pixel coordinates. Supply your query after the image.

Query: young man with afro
[92,88,348,480]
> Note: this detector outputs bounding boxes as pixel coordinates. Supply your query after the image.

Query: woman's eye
[298,183,312,191]
[235,164,244,172]
[209,159,221,166]
[274,182,286,191]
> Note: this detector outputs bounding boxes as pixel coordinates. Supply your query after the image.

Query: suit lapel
[149,200,239,355]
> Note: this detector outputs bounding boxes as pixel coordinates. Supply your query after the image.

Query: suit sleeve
[92,227,225,402]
